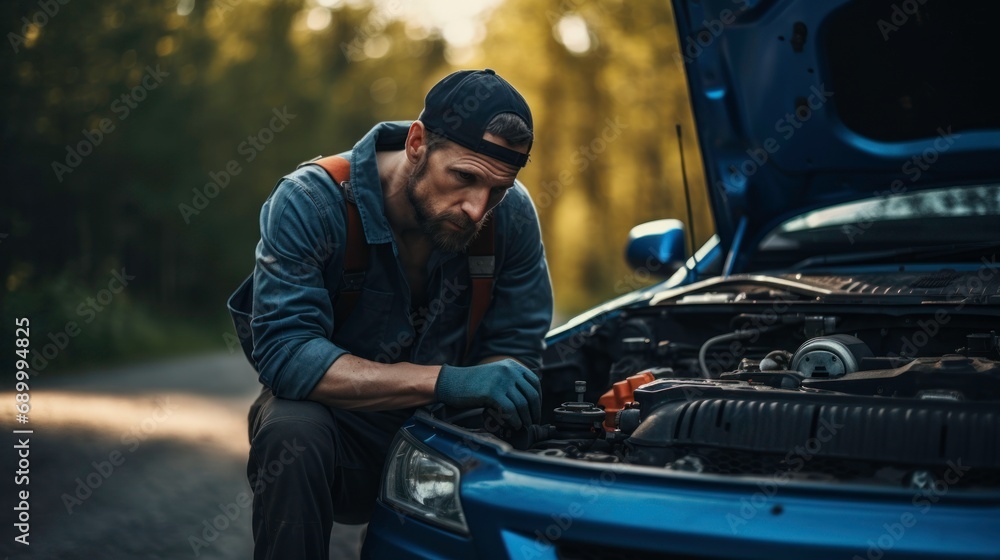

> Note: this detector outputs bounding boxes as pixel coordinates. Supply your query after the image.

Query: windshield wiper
[790,242,1000,271]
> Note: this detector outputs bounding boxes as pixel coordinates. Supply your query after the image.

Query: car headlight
[383,432,469,534]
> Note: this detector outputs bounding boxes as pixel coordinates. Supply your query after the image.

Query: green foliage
[1,0,712,365]
[2,269,229,373]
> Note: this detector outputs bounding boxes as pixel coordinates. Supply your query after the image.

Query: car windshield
[750,184,1000,270]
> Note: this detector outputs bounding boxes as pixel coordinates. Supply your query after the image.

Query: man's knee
[248,398,336,482]
[252,421,317,463]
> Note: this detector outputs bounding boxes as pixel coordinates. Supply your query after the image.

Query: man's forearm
[305,354,524,411]
[306,354,440,410]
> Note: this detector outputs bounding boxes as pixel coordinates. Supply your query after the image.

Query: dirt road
[0,353,365,559]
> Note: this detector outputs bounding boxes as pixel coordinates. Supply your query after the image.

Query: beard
[404,152,485,253]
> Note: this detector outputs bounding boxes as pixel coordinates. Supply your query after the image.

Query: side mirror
[625,219,687,277]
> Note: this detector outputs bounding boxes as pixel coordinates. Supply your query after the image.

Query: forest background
[1,0,714,370]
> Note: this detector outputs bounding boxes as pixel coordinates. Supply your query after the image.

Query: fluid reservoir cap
[553,402,605,430]
[791,334,872,378]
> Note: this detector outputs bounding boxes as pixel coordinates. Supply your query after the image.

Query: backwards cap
[418,68,533,168]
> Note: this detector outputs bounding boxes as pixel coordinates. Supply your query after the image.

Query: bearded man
[229,69,554,559]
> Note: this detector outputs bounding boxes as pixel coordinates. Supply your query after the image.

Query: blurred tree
[470,0,714,315]
[0,0,449,367]
[0,0,711,367]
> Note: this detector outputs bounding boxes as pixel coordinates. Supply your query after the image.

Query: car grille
[663,446,1000,488]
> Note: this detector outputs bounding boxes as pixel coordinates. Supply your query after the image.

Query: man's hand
[435,359,541,429]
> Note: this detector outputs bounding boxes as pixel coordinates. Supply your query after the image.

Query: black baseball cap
[418,69,533,168]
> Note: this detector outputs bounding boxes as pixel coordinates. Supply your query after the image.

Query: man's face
[405,134,523,252]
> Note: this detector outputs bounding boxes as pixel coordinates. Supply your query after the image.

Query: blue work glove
[435,359,541,430]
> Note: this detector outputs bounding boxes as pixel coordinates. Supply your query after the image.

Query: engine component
[760,350,794,371]
[720,370,805,389]
[609,319,657,380]
[552,381,605,438]
[616,407,642,434]
[698,331,756,379]
[625,379,1000,470]
[961,331,1000,358]
[790,334,872,378]
[481,408,556,450]
[803,355,1000,400]
[665,455,705,473]
[596,368,676,431]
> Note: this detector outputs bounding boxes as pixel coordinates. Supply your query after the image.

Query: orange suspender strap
[310,156,367,333]
[307,154,494,357]
[465,217,496,357]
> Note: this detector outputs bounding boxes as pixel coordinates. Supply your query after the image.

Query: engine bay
[445,279,1000,490]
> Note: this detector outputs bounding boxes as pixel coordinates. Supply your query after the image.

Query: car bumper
[363,416,1000,560]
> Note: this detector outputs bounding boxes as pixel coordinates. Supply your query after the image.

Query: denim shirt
[248,121,554,400]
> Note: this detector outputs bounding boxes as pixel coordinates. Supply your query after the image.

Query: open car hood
[671,0,1000,251]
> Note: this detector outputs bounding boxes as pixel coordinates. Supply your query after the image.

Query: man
[230,69,554,559]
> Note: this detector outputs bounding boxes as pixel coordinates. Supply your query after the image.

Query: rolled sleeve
[467,183,554,369]
[251,176,349,399]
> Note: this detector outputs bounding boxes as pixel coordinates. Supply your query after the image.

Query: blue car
[363,0,1000,558]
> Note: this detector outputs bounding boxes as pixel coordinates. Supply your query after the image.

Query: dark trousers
[246,388,411,560]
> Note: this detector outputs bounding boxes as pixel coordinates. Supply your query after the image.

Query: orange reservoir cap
[597,370,657,431]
